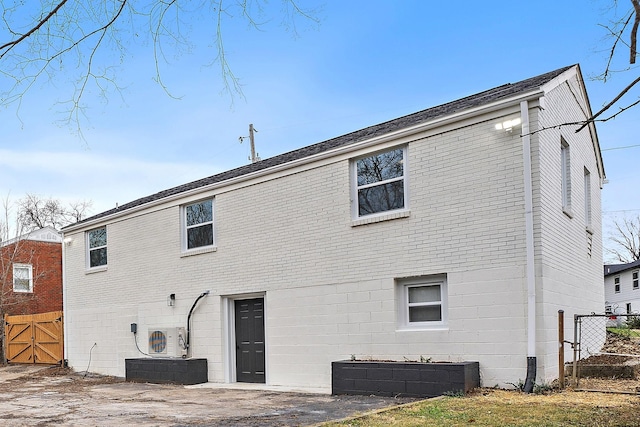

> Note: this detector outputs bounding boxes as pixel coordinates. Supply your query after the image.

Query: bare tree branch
[597,12,634,81]
[0,0,69,58]
[15,193,93,232]
[0,0,320,133]
[606,214,640,262]
[576,74,640,132]
[631,0,640,63]
[521,97,640,137]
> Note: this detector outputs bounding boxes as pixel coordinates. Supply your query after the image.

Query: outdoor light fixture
[168,293,176,307]
[63,237,73,246]
[495,118,522,132]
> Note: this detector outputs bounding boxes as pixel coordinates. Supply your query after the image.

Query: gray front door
[235,298,265,383]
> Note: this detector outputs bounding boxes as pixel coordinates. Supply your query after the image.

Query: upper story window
[614,276,620,293]
[353,147,407,218]
[13,263,33,292]
[184,199,214,250]
[87,227,107,269]
[633,271,639,290]
[561,138,571,214]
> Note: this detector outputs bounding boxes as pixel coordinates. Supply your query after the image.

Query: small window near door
[396,275,447,329]
[627,303,632,314]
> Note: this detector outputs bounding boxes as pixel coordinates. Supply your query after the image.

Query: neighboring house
[0,226,63,315]
[604,260,640,315]
[62,64,605,390]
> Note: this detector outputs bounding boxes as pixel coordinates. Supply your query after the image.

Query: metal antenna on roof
[238,124,261,163]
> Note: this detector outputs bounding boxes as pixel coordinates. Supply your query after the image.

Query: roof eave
[63,89,544,234]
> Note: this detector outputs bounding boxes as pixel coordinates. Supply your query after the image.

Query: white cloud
[0,149,219,215]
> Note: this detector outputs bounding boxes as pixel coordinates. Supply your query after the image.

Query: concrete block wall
[63,111,532,386]
[63,82,601,389]
[266,265,526,389]
[532,73,605,383]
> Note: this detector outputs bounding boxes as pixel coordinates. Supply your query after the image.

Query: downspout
[61,233,69,367]
[520,100,537,393]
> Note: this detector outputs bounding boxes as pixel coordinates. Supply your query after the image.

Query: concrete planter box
[332,360,480,398]
[125,358,208,385]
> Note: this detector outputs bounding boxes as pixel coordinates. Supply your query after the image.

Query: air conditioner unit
[147,327,187,358]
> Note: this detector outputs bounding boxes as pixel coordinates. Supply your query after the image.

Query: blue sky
[1,1,638,260]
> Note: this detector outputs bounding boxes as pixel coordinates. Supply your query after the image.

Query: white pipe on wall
[61,232,69,364]
[520,100,537,360]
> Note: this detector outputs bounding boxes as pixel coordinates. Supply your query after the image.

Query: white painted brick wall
[64,74,602,389]
[532,75,605,383]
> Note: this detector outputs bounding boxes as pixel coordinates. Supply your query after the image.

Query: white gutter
[520,100,536,360]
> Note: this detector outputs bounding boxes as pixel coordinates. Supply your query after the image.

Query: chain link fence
[570,313,640,393]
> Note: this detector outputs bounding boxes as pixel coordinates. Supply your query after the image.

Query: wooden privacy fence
[4,311,64,365]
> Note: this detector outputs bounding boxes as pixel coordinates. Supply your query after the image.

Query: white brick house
[604,260,640,315]
[62,64,605,390]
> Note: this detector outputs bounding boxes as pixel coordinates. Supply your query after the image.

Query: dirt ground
[0,365,417,426]
[573,330,640,393]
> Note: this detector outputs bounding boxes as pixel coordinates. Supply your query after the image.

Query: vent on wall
[148,327,187,358]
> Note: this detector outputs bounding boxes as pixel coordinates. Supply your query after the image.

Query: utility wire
[603,209,640,213]
[602,144,640,151]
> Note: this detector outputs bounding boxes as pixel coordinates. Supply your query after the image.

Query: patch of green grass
[323,389,640,427]
[607,327,640,338]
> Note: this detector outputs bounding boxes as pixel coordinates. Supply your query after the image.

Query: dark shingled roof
[68,65,575,228]
[604,259,640,276]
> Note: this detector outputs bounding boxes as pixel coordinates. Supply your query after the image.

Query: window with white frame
[633,271,639,290]
[584,167,591,229]
[183,199,214,250]
[615,276,620,293]
[87,226,107,268]
[397,276,447,328]
[13,264,33,292]
[353,147,406,218]
[561,139,571,213]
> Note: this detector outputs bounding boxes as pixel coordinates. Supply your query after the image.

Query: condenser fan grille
[149,330,168,354]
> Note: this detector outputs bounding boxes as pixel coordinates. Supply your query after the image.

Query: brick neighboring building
[1,226,63,315]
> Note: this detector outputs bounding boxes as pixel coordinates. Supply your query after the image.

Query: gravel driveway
[0,365,417,426]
